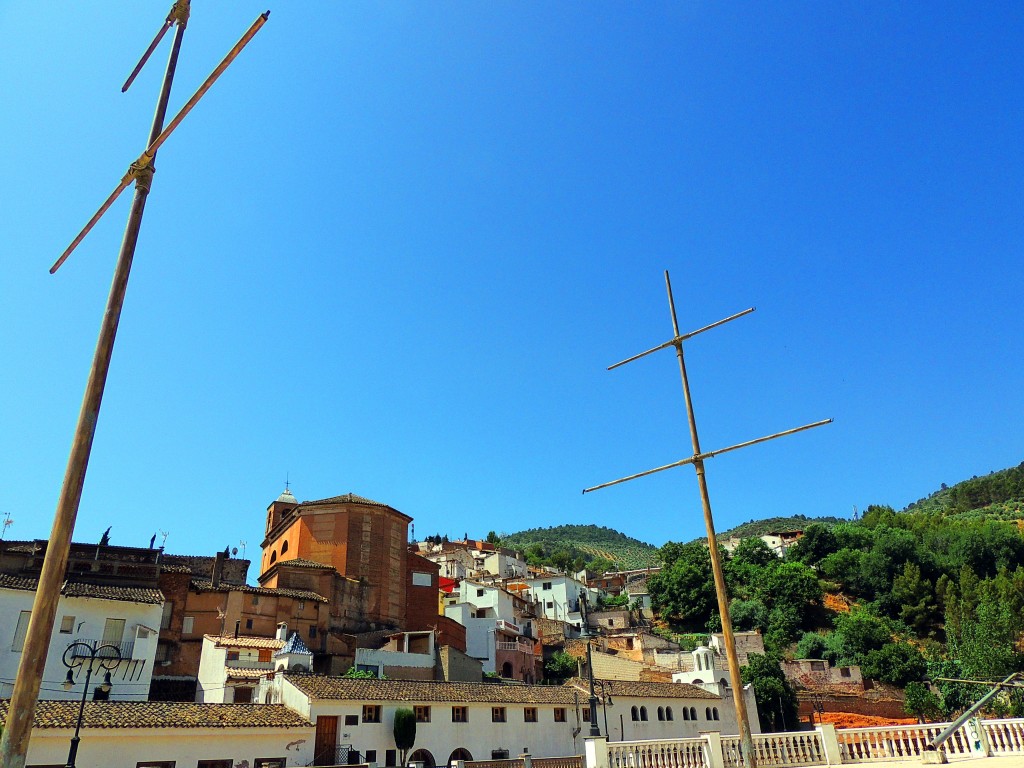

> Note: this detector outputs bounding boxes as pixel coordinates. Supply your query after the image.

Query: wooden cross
[0,6,270,767]
[584,270,831,768]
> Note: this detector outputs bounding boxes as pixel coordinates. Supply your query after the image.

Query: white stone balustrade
[722,731,826,767]
[584,717,1024,768]
[607,736,709,768]
[982,718,1024,755]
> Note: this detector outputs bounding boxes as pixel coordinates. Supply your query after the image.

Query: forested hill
[498,524,659,571]
[722,515,847,538]
[903,462,1024,519]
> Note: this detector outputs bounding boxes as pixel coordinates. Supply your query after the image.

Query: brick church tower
[259,489,412,628]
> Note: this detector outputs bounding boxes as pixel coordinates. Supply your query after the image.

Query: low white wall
[24,725,315,767]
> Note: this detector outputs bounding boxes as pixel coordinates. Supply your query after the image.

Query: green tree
[741,653,799,732]
[486,531,500,544]
[860,642,927,687]
[648,542,719,629]
[825,608,891,666]
[544,650,579,682]
[393,708,417,766]
[729,598,768,632]
[904,681,943,723]
[787,523,838,567]
[795,632,829,660]
[343,666,382,679]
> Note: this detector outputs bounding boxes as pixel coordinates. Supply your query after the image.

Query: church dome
[277,487,297,505]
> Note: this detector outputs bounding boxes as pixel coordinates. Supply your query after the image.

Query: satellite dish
[232,547,238,555]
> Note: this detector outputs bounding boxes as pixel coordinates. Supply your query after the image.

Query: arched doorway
[448,748,473,765]
[410,749,436,768]
[501,661,513,678]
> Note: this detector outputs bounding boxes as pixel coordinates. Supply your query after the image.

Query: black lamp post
[585,639,601,737]
[594,680,613,739]
[61,641,122,768]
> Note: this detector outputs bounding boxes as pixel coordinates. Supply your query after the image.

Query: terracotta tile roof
[0,573,38,591]
[278,558,334,570]
[61,581,164,605]
[226,666,271,680]
[205,634,286,650]
[190,579,328,603]
[0,700,311,729]
[564,678,719,700]
[303,493,389,508]
[0,574,164,604]
[287,675,583,705]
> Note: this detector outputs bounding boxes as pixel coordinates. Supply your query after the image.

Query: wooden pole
[0,18,188,768]
[663,269,756,767]
[582,270,833,768]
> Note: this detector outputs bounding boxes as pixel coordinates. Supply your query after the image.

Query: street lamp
[61,640,122,768]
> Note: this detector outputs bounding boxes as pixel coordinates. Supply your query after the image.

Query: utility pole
[0,7,269,767]
[584,270,831,768]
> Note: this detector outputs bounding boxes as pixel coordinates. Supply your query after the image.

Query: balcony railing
[68,639,134,660]
[495,640,534,654]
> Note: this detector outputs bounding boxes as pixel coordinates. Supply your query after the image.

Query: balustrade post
[967,717,990,757]
[584,736,609,768]
[814,724,841,766]
[699,732,724,768]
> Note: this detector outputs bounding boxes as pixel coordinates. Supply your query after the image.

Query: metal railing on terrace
[68,638,134,660]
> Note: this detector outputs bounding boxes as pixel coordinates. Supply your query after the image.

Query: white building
[0,574,162,702]
[520,574,598,632]
[444,581,538,677]
[672,646,759,726]
[258,674,741,766]
[198,623,315,703]
[0,699,314,768]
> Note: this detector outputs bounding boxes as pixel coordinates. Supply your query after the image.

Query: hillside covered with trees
[647,462,1024,720]
[495,524,659,572]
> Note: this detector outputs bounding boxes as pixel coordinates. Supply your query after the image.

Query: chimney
[276,622,288,642]
[211,551,226,589]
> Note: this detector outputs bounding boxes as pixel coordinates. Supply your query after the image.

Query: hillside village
[5,478,993,767]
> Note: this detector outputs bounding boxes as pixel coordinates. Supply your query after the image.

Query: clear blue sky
[1,3,1021,563]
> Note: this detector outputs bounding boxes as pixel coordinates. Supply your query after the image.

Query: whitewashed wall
[0,587,161,702]
[22,725,315,767]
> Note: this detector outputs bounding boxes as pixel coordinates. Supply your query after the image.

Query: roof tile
[0,700,311,729]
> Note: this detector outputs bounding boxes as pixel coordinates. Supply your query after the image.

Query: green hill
[904,462,1024,519]
[498,524,659,571]
[721,515,847,539]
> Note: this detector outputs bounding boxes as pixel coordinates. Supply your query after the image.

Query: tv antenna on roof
[582,270,831,768]
[0,7,271,766]
[0,512,12,541]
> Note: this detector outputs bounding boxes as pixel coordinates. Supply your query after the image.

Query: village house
[444,580,542,682]
[514,573,597,631]
[0,540,163,702]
